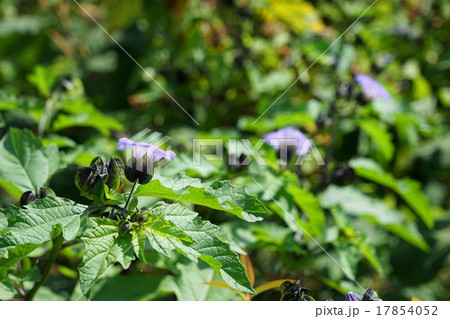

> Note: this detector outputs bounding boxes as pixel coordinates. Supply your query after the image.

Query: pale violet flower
[345,292,360,301]
[345,288,381,301]
[117,137,176,163]
[354,74,392,101]
[264,126,312,157]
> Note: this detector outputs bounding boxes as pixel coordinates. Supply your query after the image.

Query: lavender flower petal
[355,74,392,101]
[345,292,360,301]
[264,126,312,156]
[117,137,176,163]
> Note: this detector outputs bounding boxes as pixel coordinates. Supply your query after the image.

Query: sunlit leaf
[139,202,255,294]
[78,218,135,295]
[320,185,429,251]
[135,172,271,222]
[358,119,394,162]
[349,158,433,228]
[0,128,60,192]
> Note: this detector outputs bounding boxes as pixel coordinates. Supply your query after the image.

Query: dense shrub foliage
[0,0,449,301]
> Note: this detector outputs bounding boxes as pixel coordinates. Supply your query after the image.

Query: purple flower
[354,74,392,101]
[345,292,360,301]
[117,137,176,163]
[264,126,312,157]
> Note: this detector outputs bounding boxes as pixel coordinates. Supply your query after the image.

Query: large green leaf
[349,158,433,228]
[52,98,123,136]
[0,197,86,277]
[139,202,255,294]
[320,185,429,251]
[358,119,394,162]
[78,218,135,295]
[0,197,86,251]
[0,128,60,192]
[134,172,270,222]
[172,259,239,301]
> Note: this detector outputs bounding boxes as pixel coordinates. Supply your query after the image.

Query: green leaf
[27,65,56,97]
[33,286,66,301]
[0,16,48,36]
[78,218,135,295]
[358,119,394,162]
[286,185,325,238]
[140,202,255,294]
[172,259,239,301]
[0,197,86,250]
[357,242,384,276]
[0,91,35,111]
[54,97,123,137]
[140,216,193,258]
[0,211,7,231]
[159,153,220,178]
[0,197,86,276]
[0,244,39,277]
[0,128,60,192]
[320,185,429,251]
[349,158,433,228]
[41,134,76,148]
[0,181,22,201]
[52,112,123,136]
[134,172,270,222]
[90,274,174,301]
[334,242,360,279]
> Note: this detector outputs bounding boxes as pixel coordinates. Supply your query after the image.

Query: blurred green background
[0,0,449,300]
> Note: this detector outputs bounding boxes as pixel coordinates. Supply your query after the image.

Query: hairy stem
[26,234,64,301]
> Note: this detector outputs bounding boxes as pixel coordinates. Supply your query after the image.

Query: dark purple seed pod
[20,191,36,208]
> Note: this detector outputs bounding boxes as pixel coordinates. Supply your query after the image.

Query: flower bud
[75,157,125,199]
[227,153,248,172]
[75,166,97,199]
[124,155,154,184]
[361,288,380,301]
[39,187,56,198]
[136,213,148,223]
[332,166,355,185]
[20,191,36,208]
[105,158,124,190]
[119,221,130,234]
[19,187,56,208]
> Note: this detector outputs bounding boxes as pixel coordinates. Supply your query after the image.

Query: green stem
[26,234,64,301]
[124,180,138,210]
